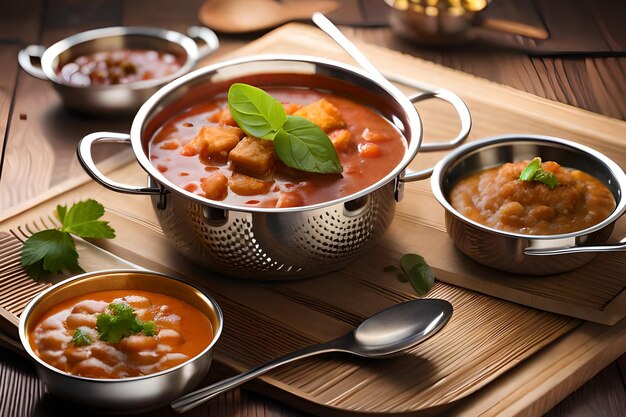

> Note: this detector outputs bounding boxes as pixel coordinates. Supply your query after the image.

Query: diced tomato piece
[359,143,381,158]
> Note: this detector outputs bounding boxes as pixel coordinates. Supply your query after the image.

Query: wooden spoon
[198,0,339,33]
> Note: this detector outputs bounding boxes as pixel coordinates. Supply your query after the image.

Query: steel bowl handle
[186,26,219,61]
[387,74,471,183]
[18,45,48,80]
[525,238,626,255]
[78,132,161,195]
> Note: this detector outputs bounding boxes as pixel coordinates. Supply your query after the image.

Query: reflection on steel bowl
[18,26,219,115]
[78,55,471,279]
[431,135,626,275]
[19,270,223,412]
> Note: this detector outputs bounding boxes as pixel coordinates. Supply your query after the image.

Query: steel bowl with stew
[78,55,471,279]
[19,269,223,412]
[430,134,626,275]
[18,26,219,115]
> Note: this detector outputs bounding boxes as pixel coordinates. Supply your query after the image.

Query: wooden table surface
[0,0,624,416]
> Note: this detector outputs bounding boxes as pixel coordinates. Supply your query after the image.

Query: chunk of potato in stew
[29,290,213,379]
[149,88,407,208]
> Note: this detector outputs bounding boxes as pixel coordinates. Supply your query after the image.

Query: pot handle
[18,45,47,80]
[524,238,626,255]
[77,132,162,195]
[187,26,220,61]
[386,73,472,183]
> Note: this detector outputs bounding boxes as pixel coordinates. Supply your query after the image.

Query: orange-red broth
[29,290,213,379]
[149,89,407,208]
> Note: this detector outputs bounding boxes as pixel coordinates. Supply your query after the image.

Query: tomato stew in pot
[149,88,407,208]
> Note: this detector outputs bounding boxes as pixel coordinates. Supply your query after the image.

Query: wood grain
[346,28,626,120]
[1,24,625,416]
[1,1,625,416]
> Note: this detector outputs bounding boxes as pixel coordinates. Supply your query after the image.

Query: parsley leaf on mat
[20,199,116,276]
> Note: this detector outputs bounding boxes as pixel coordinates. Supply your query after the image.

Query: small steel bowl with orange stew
[18,270,223,412]
[430,134,626,275]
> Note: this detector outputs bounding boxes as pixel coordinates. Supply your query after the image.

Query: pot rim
[18,269,223,383]
[129,53,424,213]
[430,134,626,240]
[40,26,200,90]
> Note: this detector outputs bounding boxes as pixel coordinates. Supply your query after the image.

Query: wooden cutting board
[1,23,625,416]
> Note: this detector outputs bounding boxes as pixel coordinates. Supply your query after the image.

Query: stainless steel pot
[78,55,471,279]
[19,270,223,411]
[384,0,549,44]
[18,26,219,115]
[430,134,626,275]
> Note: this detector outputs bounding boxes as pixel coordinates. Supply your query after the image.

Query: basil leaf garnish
[533,169,559,189]
[519,157,542,181]
[228,83,343,174]
[228,83,286,139]
[385,254,435,297]
[274,116,343,174]
[519,157,560,189]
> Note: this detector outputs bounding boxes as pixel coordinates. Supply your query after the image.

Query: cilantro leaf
[519,157,542,181]
[97,302,156,343]
[519,157,560,189]
[72,328,92,346]
[142,321,157,337]
[384,253,435,296]
[61,199,116,238]
[533,169,559,189]
[21,229,79,273]
[20,199,116,276]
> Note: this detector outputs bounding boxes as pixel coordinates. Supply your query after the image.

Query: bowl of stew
[78,54,470,279]
[19,269,223,411]
[18,26,219,115]
[430,134,626,275]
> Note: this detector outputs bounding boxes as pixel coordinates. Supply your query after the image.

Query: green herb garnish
[96,302,156,343]
[519,157,559,189]
[384,254,435,296]
[228,83,342,174]
[72,328,92,346]
[21,199,116,276]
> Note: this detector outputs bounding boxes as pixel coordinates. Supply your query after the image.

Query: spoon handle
[311,13,392,89]
[171,342,341,413]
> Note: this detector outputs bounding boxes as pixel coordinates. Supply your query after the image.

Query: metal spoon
[171,298,452,413]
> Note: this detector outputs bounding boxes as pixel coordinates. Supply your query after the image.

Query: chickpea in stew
[29,290,213,379]
[449,159,616,235]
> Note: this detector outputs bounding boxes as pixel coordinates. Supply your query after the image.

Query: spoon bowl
[171,298,452,413]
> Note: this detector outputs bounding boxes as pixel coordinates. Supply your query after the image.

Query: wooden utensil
[198,0,339,33]
[198,0,338,33]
